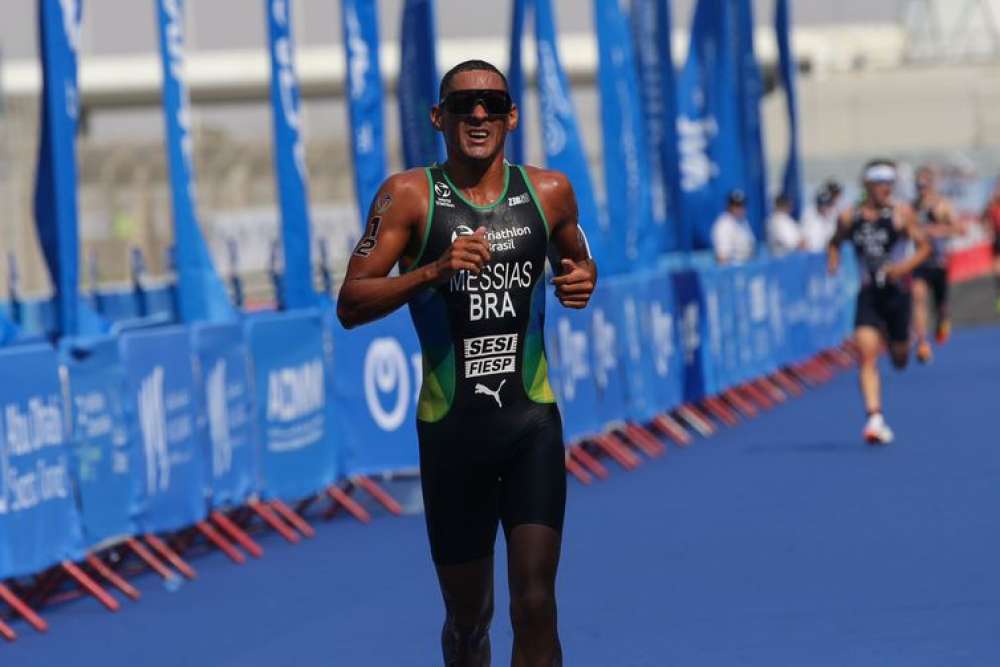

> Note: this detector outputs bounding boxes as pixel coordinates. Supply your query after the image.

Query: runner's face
[916,169,934,194]
[866,180,894,207]
[433,71,517,162]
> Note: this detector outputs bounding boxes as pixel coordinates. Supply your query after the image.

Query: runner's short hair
[439,60,509,100]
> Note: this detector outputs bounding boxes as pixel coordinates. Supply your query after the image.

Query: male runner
[337,60,596,666]
[910,165,960,363]
[828,159,930,444]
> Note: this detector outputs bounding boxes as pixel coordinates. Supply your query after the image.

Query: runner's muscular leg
[507,524,562,667]
[437,556,495,667]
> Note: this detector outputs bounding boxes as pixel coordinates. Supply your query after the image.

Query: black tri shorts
[417,403,566,566]
[913,264,949,311]
[855,282,912,344]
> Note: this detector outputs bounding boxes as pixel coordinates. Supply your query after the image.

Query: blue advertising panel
[60,336,136,548]
[545,294,603,443]
[246,310,337,500]
[191,323,257,509]
[120,326,206,533]
[327,307,421,475]
[0,345,83,578]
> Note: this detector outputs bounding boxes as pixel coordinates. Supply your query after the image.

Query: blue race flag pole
[736,0,768,240]
[631,0,684,253]
[776,0,802,218]
[506,0,529,166]
[34,0,84,337]
[534,0,608,267]
[342,0,388,223]
[156,0,236,322]
[398,0,444,168]
[594,0,653,273]
[676,0,745,250]
[266,0,317,309]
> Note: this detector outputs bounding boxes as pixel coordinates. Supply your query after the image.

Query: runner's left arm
[887,205,932,279]
[526,168,598,309]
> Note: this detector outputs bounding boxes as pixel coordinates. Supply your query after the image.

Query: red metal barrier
[248,499,300,543]
[652,413,692,446]
[145,535,197,580]
[211,511,263,558]
[676,404,716,436]
[85,554,140,601]
[0,584,47,633]
[591,433,641,470]
[948,241,993,283]
[353,476,405,516]
[61,561,119,612]
[570,444,610,480]
[195,522,246,564]
[564,452,593,485]
[271,500,316,538]
[325,486,372,524]
[621,423,666,458]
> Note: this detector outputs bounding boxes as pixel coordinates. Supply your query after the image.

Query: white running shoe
[863,413,894,445]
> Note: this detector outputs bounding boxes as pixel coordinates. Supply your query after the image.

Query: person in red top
[985,177,1000,313]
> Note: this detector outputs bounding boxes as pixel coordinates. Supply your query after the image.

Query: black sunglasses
[440,89,513,116]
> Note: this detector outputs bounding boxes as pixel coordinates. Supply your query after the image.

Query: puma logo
[474,379,506,408]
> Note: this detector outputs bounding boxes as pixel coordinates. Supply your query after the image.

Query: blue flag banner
[398,0,444,168]
[246,310,338,500]
[120,326,206,533]
[156,0,236,323]
[191,323,257,509]
[328,307,421,475]
[594,0,653,273]
[506,0,529,165]
[60,336,137,548]
[534,0,607,266]
[775,0,802,218]
[545,296,602,443]
[0,345,83,579]
[631,0,684,252]
[34,0,84,337]
[266,0,316,310]
[342,0,388,221]
[736,0,768,239]
[676,0,744,249]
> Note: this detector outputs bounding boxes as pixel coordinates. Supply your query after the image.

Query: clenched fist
[552,258,595,309]
[434,226,492,281]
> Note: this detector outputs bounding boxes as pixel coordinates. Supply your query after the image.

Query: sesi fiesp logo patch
[435,182,455,208]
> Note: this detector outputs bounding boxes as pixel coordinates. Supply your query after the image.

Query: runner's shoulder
[520,165,576,224]
[520,165,572,197]
[373,168,430,223]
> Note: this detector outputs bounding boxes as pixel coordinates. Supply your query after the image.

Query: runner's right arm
[826,208,854,274]
[336,171,491,329]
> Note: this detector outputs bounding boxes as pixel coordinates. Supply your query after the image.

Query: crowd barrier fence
[0,250,858,635]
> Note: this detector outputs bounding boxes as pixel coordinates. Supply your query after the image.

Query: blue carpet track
[4,326,999,666]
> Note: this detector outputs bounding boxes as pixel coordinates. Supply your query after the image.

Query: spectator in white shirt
[801,183,841,252]
[712,190,756,264]
[767,193,803,257]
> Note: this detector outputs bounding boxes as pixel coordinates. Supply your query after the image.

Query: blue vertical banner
[156,0,236,323]
[398,0,444,168]
[342,0,388,221]
[594,0,652,273]
[0,345,83,578]
[631,0,684,252]
[534,0,607,267]
[676,0,744,249]
[506,0,529,165]
[34,0,83,337]
[266,0,317,309]
[776,0,802,218]
[736,0,768,239]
